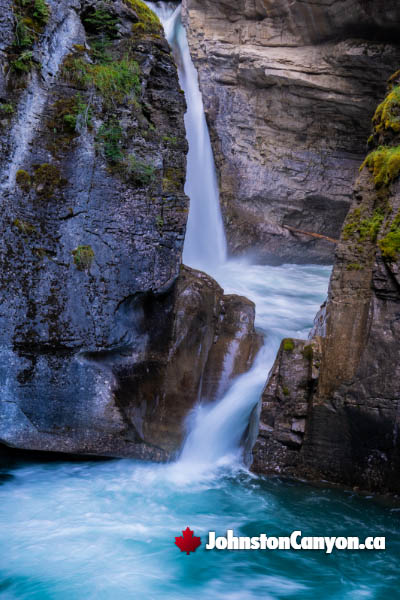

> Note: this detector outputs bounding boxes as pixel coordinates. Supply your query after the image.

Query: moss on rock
[124,0,163,35]
[72,245,94,271]
[343,206,385,242]
[283,338,294,352]
[16,169,31,191]
[360,146,400,190]
[13,218,36,234]
[34,163,62,197]
[63,54,140,106]
[373,86,400,135]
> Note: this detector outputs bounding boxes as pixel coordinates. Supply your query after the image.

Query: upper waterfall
[146,2,227,272]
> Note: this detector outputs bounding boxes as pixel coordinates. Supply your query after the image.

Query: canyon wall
[0,0,260,459]
[252,74,400,493]
[182,0,400,263]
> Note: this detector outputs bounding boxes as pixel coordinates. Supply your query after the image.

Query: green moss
[282,386,290,397]
[346,262,363,271]
[378,211,400,261]
[283,338,294,352]
[49,94,92,135]
[63,55,141,105]
[124,0,163,35]
[343,207,385,242]
[360,145,400,189]
[13,218,36,234]
[72,44,86,53]
[373,86,400,134]
[34,163,62,197]
[13,18,34,48]
[31,0,50,26]
[302,344,313,361]
[10,1,50,74]
[162,167,184,193]
[15,169,31,191]
[162,135,178,146]
[11,49,34,73]
[0,103,14,115]
[124,154,156,186]
[72,245,94,271]
[156,215,164,229]
[97,120,124,163]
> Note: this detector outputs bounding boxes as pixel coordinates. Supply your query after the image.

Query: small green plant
[32,0,50,26]
[0,103,14,115]
[13,218,36,234]
[97,120,124,163]
[64,56,141,105]
[13,18,35,49]
[72,245,94,271]
[124,154,156,186]
[346,263,363,271]
[83,7,119,38]
[11,50,34,73]
[378,211,400,261]
[156,214,164,229]
[360,145,400,189]
[282,386,290,396]
[162,135,178,145]
[283,338,294,352]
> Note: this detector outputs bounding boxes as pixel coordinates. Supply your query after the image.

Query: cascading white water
[146,2,330,475]
[147,2,227,272]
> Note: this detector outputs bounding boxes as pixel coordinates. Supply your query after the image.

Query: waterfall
[145,1,276,471]
[145,3,331,474]
[146,2,227,272]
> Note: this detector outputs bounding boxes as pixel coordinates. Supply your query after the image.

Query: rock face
[252,75,400,492]
[0,0,260,459]
[182,0,400,263]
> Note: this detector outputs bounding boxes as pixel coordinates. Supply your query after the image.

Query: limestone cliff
[252,74,400,493]
[0,0,260,459]
[182,0,400,263]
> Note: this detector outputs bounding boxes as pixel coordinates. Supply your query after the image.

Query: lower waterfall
[146,1,324,470]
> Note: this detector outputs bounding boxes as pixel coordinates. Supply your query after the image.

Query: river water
[0,3,399,598]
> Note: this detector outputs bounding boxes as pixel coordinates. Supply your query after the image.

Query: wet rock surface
[182,0,400,263]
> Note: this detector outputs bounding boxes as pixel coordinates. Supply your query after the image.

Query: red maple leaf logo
[175,527,201,555]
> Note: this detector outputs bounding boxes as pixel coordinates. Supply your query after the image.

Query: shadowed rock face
[0,0,260,459]
[252,76,400,492]
[182,0,400,264]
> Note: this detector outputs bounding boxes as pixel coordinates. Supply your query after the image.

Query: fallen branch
[282,224,338,244]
